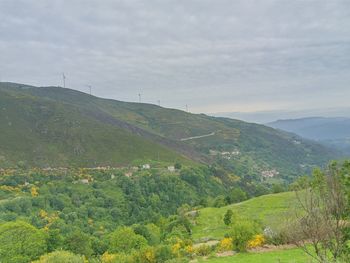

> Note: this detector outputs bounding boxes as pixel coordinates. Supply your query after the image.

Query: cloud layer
[1,0,349,113]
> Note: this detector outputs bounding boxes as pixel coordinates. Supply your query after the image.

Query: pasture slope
[192,191,298,241]
[199,247,314,263]
[194,191,313,263]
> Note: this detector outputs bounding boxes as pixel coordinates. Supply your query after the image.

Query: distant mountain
[213,109,350,124]
[0,82,341,181]
[267,117,350,155]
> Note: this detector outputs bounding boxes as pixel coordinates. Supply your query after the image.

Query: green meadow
[192,191,299,240]
[200,248,315,263]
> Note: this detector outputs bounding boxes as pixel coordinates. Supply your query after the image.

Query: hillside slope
[0,82,340,180]
[0,85,191,167]
[192,191,298,241]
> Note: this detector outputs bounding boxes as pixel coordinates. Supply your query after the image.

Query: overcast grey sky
[0,0,350,113]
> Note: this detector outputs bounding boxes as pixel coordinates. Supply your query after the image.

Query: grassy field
[199,248,315,263]
[192,191,299,241]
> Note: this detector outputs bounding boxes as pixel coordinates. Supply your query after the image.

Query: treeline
[0,164,288,262]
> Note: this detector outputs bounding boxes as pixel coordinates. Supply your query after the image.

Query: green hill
[192,191,298,241]
[0,82,340,181]
[0,84,191,167]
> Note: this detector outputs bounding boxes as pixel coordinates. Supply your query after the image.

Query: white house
[142,164,150,169]
[167,166,175,172]
[80,179,89,184]
[125,172,133,177]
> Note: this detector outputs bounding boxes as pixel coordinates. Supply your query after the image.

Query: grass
[199,248,315,263]
[192,191,299,241]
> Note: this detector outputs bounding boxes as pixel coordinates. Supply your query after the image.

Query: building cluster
[261,169,279,178]
[209,149,241,159]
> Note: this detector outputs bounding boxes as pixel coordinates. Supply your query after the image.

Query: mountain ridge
[0,82,341,181]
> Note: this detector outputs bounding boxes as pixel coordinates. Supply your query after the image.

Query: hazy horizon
[1,0,349,114]
[212,107,350,124]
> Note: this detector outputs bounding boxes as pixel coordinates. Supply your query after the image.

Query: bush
[263,226,293,245]
[194,244,212,256]
[247,234,265,248]
[228,220,260,252]
[217,237,233,252]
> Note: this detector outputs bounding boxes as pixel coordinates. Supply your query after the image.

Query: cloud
[0,0,349,113]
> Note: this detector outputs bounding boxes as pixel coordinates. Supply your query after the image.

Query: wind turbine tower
[138,93,141,103]
[87,85,92,95]
[62,73,66,88]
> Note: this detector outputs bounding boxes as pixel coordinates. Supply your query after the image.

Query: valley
[1,1,349,262]
[0,83,348,262]
[0,82,340,183]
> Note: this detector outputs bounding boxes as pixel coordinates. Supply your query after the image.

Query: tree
[213,195,227,207]
[65,230,93,257]
[32,250,84,263]
[133,223,161,246]
[108,226,147,253]
[223,209,233,225]
[292,162,350,263]
[0,221,47,263]
[226,188,247,204]
[46,229,64,252]
[174,162,182,170]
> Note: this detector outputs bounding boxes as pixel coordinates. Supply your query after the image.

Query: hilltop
[0,82,340,181]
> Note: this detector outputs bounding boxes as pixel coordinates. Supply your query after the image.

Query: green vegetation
[0,82,348,262]
[0,221,47,263]
[0,161,348,262]
[109,226,148,253]
[33,251,85,263]
[228,220,261,252]
[192,191,298,240]
[0,82,339,182]
[0,84,190,168]
[0,166,229,236]
[200,248,315,263]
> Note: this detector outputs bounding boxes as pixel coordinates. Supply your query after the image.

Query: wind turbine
[86,85,92,95]
[62,73,66,88]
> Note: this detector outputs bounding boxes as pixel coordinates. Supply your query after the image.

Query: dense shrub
[228,220,260,252]
[217,238,233,252]
[247,234,265,248]
[194,244,212,256]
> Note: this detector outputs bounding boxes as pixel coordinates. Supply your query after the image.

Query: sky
[0,0,350,114]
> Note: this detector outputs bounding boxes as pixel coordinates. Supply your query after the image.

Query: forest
[0,161,348,262]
